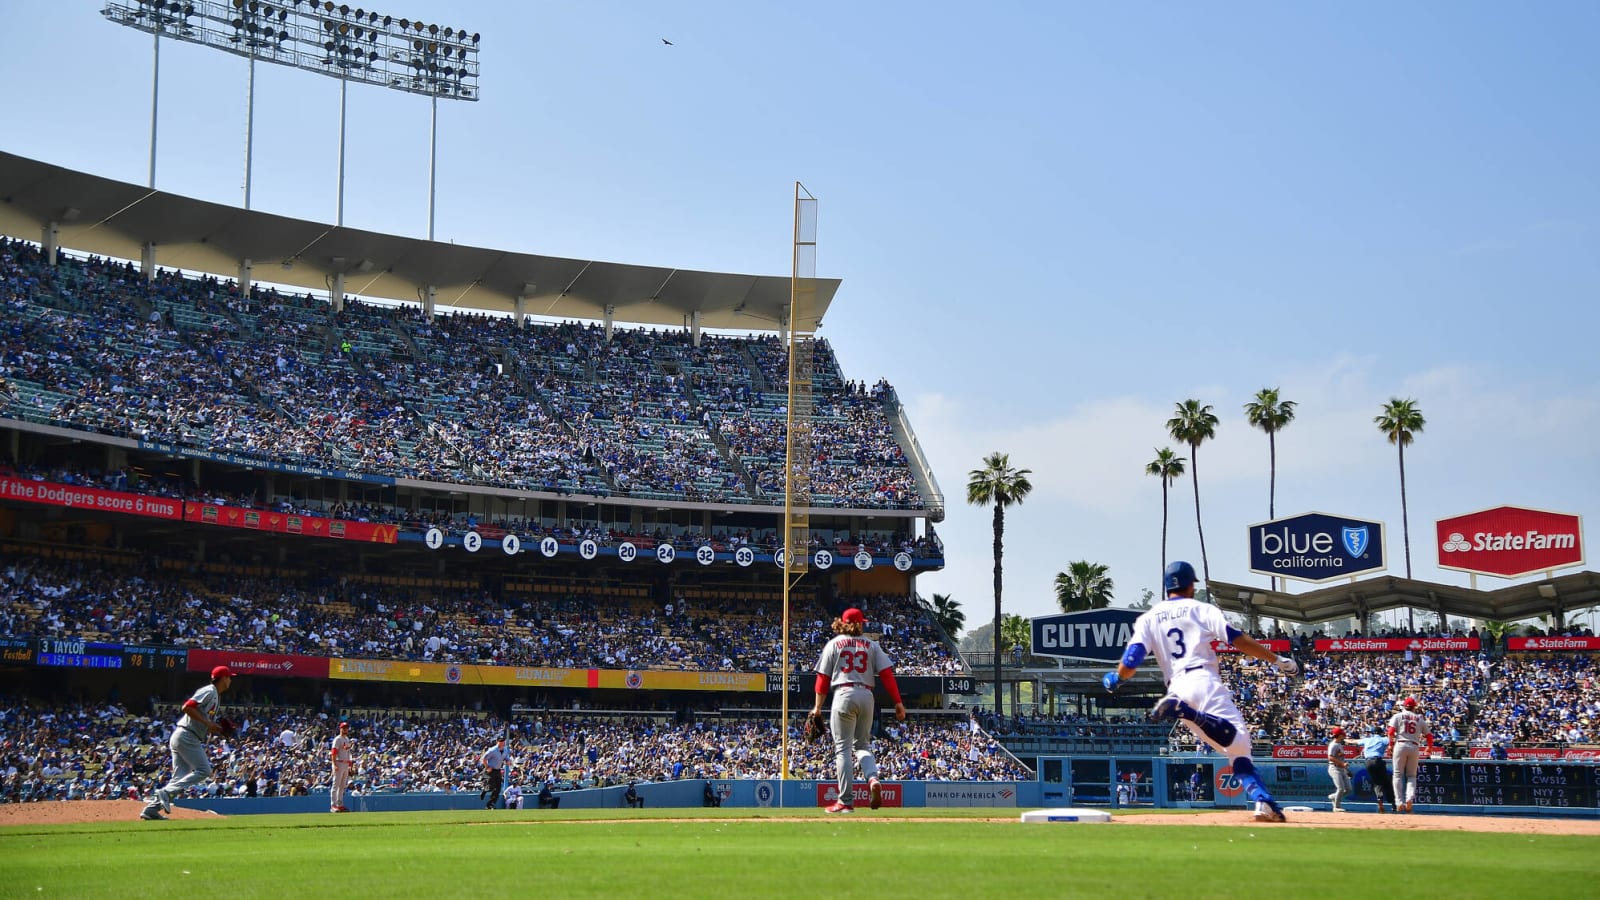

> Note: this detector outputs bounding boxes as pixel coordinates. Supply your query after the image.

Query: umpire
[480,737,507,810]
[1356,727,1392,813]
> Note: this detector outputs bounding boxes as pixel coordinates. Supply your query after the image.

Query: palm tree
[999,613,1032,655]
[930,593,965,639]
[1375,398,1425,584]
[1243,388,1297,519]
[1144,447,1186,574]
[1167,400,1220,583]
[967,452,1033,717]
[1054,561,1116,612]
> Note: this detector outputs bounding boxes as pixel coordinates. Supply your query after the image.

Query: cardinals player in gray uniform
[809,607,906,814]
[330,721,353,812]
[1387,697,1433,813]
[140,665,234,820]
[1326,726,1352,811]
[1105,561,1297,822]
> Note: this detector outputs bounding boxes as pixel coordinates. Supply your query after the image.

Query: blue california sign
[1248,511,1387,584]
[1030,609,1140,663]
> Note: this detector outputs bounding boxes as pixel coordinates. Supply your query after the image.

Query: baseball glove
[215,716,238,738]
[802,710,827,742]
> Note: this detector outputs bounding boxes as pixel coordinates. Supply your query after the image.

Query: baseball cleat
[825,801,854,814]
[155,788,173,814]
[139,808,165,820]
[869,778,882,810]
[1149,696,1184,722]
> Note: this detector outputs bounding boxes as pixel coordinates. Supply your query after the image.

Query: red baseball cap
[842,608,866,624]
[339,722,350,730]
[211,665,234,679]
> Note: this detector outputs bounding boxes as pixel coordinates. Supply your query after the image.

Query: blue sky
[2,2,1596,629]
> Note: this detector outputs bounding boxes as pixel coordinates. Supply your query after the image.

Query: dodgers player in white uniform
[1386,697,1433,813]
[809,607,906,814]
[330,721,353,813]
[140,665,234,820]
[1103,561,1297,822]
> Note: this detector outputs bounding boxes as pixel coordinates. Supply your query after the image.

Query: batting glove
[1101,671,1121,693]
[1274,655,1299,675]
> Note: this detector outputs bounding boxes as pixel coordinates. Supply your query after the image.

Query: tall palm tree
[1375,397,1425,581]
[929,593,965,639]
[1054,561,1116,612]
[1144,447,1186,574]
[999,613,1032,655]
[967,452,1033,717]
[1167,400,1220,583]
[1243,388,1297,519]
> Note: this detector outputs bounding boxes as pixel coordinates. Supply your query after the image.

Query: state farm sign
[1436,506,1584,579]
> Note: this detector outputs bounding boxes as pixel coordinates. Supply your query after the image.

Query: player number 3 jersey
[1129,598,1231,683]
[815,635,893,690]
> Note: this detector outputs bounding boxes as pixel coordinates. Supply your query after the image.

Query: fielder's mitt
[802,710,827,742]
[215,716,238,738]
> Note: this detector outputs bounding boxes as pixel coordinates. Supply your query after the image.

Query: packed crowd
[1,237,926,509]
[0,698,1027,804]
[1473,655,1599,747]
[0,549,966,675]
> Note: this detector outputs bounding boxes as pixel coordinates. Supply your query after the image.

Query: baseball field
[2,804,1596,898]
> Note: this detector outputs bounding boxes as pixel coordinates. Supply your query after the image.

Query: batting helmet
[1402,697,1418,710]
[1164,561,1198,593]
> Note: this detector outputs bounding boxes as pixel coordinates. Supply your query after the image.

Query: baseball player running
[1326,727,1352,811]
[330,721,353,813]
[1387,697,1433,813]
[1104,561,1297,823]
[140,665,234,820]
[809,607,906,814]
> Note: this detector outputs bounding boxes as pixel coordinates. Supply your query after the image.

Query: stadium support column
[141,243,157,282]
[238,259,253,300]
[331,273,345,313]
[423,285,436,320]
[690,311,703,348]
[41,221,59,266]
[779,183,819,787]
[514,295,527,329]
[604,305,616,342]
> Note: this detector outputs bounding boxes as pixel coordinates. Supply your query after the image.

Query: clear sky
[2,2,1596,630]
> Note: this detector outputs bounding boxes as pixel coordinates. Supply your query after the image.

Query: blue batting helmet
[1164,560,1198,593]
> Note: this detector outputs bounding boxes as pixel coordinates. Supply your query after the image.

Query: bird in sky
[662,38,673,45]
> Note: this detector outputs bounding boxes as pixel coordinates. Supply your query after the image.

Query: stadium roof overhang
[1208,570,1600,626]
[0,152,838,331]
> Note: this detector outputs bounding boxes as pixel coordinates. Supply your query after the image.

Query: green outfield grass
[1,808,1593,899]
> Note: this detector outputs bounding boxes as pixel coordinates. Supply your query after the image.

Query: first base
[1020,808,1113,823]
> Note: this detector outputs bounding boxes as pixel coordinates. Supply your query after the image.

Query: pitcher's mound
[0,800,219,826]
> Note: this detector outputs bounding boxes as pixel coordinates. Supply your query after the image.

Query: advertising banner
[1214,639,1291,653]
[1507,636,1600,651]
[1315,637,1480,653]
[1248,511,1386,583]
[329,660,768,692]
[184,503,398,544]
[1030,609,1139,663]
[0,477,182,520]
[1436,506,1584,579]
[188,648,331,679]
[593,670,768,692]
[817,782,902,808]
[925,783,1017,807]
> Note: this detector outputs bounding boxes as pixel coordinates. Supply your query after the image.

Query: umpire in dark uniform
[480,737,507,810]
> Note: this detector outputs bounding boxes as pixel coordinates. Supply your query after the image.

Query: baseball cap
[338,722,350,730]
[1163,561,1197,593]
[211,665,234,679]
[841,608,866,624]
[1330,726,1345,737]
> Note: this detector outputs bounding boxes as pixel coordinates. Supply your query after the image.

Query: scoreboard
[2,638,188,671]
[1416,761,1597,808]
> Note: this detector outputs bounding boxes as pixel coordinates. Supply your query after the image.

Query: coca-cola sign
[1436,506,1584,579]
[1315,637,1480,653]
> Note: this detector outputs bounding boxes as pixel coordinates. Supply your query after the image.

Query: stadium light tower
[102,0,480,230]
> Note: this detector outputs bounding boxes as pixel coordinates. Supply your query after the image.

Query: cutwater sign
[1248,511,1387,584]
[1031,609,1139,663]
